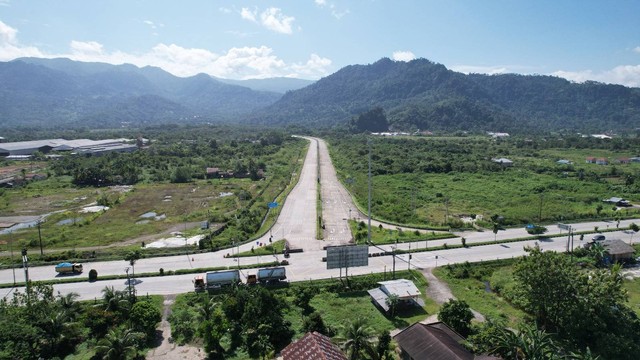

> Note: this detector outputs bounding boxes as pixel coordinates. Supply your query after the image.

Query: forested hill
[254,58,640,133]
[0,58,282,128]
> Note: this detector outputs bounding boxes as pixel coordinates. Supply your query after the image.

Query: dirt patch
[146,295,206,360]
[421,267,485,323]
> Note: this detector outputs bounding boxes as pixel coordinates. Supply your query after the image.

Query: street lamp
[125,267,132,299]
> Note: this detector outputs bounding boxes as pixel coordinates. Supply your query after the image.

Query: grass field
[349,219,456,245]
[433,263,526,327]
[0,138,307,257]
[624,278,640,317]
[329,135,640,227]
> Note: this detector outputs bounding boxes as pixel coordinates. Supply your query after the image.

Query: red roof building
[281,332,347,360]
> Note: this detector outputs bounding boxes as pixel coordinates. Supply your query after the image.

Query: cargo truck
[257,267,287,284]
[55,262,83,274]
[194,269,241,291]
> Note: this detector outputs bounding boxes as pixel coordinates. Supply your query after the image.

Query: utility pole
[21,248,30,299]
[367,138,372,244]
[125,267,132,300]
[37,219,43,256]
[392,247,396,280]
[9,230,16,285]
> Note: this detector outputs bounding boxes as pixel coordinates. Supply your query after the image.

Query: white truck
[55,262,83,274]
[257,267,287,284]
[194,269,241,291]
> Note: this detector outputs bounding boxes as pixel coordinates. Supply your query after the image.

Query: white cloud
[70,40,104,56]
[240,7,257,22]
[290,53,332,78]
[0,20,44,60]
[315,0,349,19]
[451,65,509,75]
[241,7,295,34]
[392,51,415,62]
[0,0,10,7]
[0,21,330,79]
[219,7,232,14]
[259,7,295,34]
[552,66,640,88]
[634,46,640,54]
[0,20,18,44]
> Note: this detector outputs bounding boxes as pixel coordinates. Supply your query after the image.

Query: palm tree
[488,323,558,360]
[338,317,375,360]
[57,292,80,321]
[588,242,609,267]
[94,327,144,360]
[101,286,127,312]
[385,293,399,317]
[629,223,639,244]
[124,250,142,279]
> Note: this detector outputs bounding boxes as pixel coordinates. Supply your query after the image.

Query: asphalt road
[1,136,639,300]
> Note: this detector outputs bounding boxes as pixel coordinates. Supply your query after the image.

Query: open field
[0,133,307,259]
[433,262,526,327]
[329,135,640,227]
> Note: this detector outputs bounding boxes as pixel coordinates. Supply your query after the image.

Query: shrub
[88,269,98,282]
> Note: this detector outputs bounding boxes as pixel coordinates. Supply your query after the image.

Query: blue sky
[1,0,639,86]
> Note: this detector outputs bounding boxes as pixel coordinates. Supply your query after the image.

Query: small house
[393,322,499,360]
[281,331,347,360]
[601,239,635,263]
[603,197,631,207]
[368,279,423,313]
[618,158,631,164]
[205,167,220,178]
[491,158,513,167]
[596,158,608,165]
[586,157,596,164]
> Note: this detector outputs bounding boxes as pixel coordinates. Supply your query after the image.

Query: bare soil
[146,295,206,360]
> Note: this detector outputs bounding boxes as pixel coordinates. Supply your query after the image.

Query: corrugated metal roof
[378,278,421,300]
[0,138,132,155]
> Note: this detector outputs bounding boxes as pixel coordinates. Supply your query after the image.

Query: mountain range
[1,57,639,133]
[256,58,640,133]
[0,57,298,128]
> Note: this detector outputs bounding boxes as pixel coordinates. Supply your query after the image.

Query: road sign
[326,245,369,269]
[558,223,571,231]
[267,202,278,208]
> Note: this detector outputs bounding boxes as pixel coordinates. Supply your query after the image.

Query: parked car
[592,234,606,242]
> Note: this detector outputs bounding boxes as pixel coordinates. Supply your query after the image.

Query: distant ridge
[0,58,284,128]
[1,57,639,133]
[253,58,640,133]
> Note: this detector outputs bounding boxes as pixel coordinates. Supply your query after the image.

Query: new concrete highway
[1,137,639,300]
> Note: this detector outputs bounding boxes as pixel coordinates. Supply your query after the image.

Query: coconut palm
[588,242,609,267]
[338,317,375,360]
[489,323,558,360]
[94,327,144,360]
[56,292,80,321]
[101,286,128,313]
